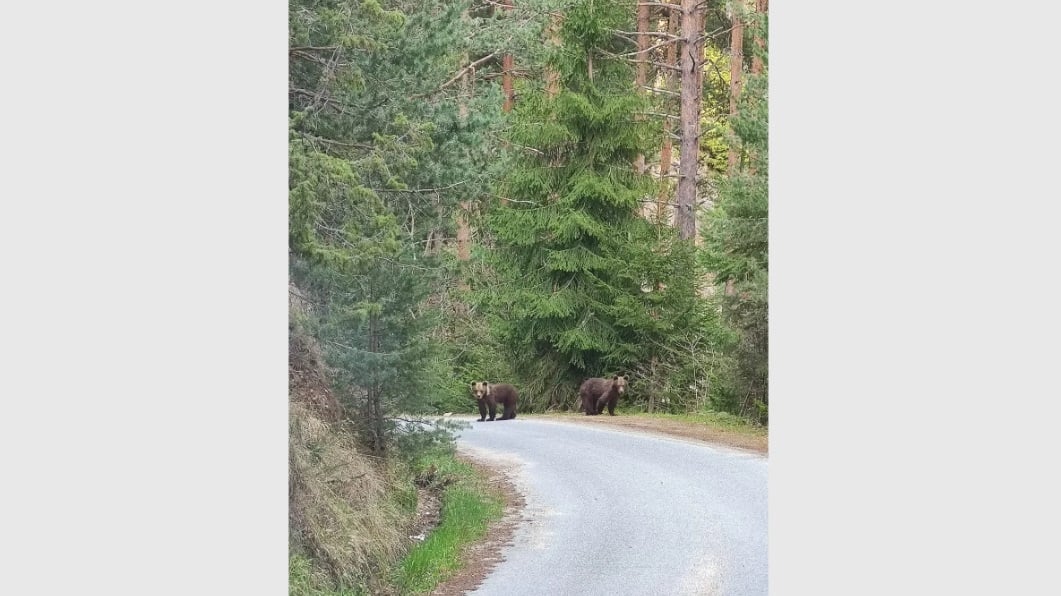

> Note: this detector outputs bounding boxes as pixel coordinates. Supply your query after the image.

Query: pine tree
[289,0,490,449]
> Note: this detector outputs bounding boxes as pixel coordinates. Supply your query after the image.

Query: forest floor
[424,413,767,595]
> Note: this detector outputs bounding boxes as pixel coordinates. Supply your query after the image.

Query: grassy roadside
[289,443,505,596]
[391,448,505,594]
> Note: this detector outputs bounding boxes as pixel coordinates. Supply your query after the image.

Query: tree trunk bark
[676,0,702,241]
[454,56,471,260]
[457,59,472,262]
[502,1,515,112]
[545,13,562,98]
[658,1,680,221]
[633,2,650,175]
[751,0,767,76]
[727,3,745,177]
[746,0,766,176]
[367,314,384,453]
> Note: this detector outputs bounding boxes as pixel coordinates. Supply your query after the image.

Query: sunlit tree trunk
[676,0,703,240]
[727,2,745,177]
[457,61,472,263]
[633,2,651,175]
[502,0,516,112]
[751,0,767,76]
[658,1,680,221]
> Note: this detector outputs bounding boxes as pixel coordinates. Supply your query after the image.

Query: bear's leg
[477,399,488,422]
[596,395,609,416]
[607,396,617,416]
[487,398,497,421]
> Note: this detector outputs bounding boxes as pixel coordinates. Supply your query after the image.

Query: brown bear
[470,381,518,421]
[579,374,628,416]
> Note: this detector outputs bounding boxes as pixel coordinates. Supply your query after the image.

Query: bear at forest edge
[470,381,518,421]
[579,374,628,416]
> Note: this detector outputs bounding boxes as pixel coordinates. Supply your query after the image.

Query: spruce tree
[483,0,692,408]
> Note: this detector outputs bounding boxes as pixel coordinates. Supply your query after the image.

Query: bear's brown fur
[471,381,518,421]
[578,374,628,416]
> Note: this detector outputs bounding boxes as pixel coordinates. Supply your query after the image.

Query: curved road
[454,416,768,596]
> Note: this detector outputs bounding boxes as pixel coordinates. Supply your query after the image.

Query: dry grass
[289,402,411,592]
[289,283,412,593]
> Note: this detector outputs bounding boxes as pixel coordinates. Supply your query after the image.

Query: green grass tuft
[392,450,505,594]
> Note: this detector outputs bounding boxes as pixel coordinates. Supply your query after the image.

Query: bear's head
[613,374,628,394]
[470,381,491,401]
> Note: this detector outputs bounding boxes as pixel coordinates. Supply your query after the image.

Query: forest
[289,0,767,591]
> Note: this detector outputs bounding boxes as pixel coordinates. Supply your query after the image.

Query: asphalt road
[454,416,768,596]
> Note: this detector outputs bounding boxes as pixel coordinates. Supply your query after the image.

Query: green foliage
[393,445,505,594]
[701,16,768,423]
[288,0,520,448]
[475,0,717,411]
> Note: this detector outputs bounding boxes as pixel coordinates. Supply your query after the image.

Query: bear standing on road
[470,381,518,421]
[579,374,628,416]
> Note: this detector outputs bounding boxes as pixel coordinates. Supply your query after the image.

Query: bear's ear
[612,375,619,380]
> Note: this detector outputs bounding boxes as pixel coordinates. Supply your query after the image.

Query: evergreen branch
[413,51,503,99]
[289,88,355,117]
[374,181,468,193]
[636,2,683,11]
[612,30,682,40]
[695,26,737,43]
[609,26,733,60]
[290,50,339,66]
[605,36,683,59]
[641,111,682,122]
[299,132,374,150]
[290,46,340,52]
[497,197,541,206]
[638,59,682,72]
[641,85,680,97]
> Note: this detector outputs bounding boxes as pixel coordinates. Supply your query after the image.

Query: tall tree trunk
[751,0,767,76]
[502,1,515,112]
[457,59,472,262]
[726,2,751,297]
[633,2,650,175]
[676,0,703,241]
[545,13,562,98]
[727,2,745,177]
[367,314,383,453]
[658,1,680,221]
[745,0,767,177]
